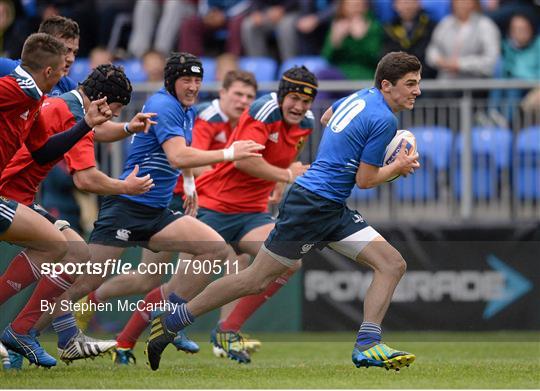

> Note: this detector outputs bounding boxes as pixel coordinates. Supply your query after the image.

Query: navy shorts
[0,196,18,234]
[168,193,185,214]
[197,207,274,243]
[89,196,184,248]
[30,203,57,224]
[264,184,380,266]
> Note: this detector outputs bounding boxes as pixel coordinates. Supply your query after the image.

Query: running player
[75,70,259,363]
[146,52,422,371]
[0,64,155,367]
[39,52,263,367]
[108,67,316,365]
[0,33,112,367]
[78,70,259,319]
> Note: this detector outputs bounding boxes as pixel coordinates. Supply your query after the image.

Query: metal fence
[103,79,540,223]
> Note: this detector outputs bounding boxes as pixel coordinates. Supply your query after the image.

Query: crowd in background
[1,0,539,233]
[1,0,539,84]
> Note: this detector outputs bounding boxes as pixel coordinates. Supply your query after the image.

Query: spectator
[483,0,540,35]
[502,13,540,81]
[490,13,540,122]
[241,0,299,60]
[383,0,436,78]
[128,0,197,58]
[295,0,335,55]
[321,0,383,80]
[89,46,113,69]
[142,49,166,82]
[215,52,239,81]
[178,0,250,56]
[0,0,15,55]
[426,0,500,80]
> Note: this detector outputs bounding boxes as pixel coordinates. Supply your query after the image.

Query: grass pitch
[0,332,538,389]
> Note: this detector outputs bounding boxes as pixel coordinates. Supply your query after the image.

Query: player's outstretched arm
[234,158,309,183]
[162,137,264,169]
[94,113,158,142]
[356,140,420,189]
[72,164,154,195]
[31,98,113,165]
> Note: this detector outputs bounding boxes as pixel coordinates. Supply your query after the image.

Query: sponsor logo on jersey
[269,132,279,143]
[214,131,227,144]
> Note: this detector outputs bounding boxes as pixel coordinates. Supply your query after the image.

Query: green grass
[1,332,539,389]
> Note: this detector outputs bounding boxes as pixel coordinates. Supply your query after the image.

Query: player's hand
[123,164,154,195]
[182,175,198,217]
[224,140,265,161]
[84,97,113,128]
[183,192,198,217]
[269,181,286,204]
[127,112,157,134]
[393,139,420,177]
[289,161,310,180]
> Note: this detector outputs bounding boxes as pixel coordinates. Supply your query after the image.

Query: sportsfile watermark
[40,258,240,278]
[40,298,178,316]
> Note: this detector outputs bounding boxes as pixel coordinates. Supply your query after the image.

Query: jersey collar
[213,98,229,122]
[14,65,43,97]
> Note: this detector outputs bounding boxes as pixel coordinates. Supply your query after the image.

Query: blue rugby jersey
[120,87,194,208]
[296,88,397,204]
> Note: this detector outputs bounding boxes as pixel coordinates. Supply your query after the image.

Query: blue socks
[52,314,77,348]
[355,321,382,348]
[162,293,193,333]
[165,303,194,333]
[168,293,186,305]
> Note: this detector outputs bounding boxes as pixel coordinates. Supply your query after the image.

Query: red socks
[220,270,294,332]
[0,252,41,304]
[11,272,74,334]
[116,286,164,349]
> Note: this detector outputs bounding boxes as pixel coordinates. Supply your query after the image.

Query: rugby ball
[384,130,417,182]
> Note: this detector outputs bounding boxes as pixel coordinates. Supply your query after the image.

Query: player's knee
[387,253,407,278]
[288,259,302,273]
[64,242,91,263]
[214,243,233,263]
[73,275,104,297]
[138,274,161,293]
[236,254,251,271]
[46,238,69,261]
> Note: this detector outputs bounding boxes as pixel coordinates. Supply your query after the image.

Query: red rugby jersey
[173,99,234,196]
[196,93,314,213]
[0,90,95,205]
[0,66,48,173]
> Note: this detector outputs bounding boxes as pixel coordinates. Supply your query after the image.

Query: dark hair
[21,33,67,71]
[81,64,132,106]
[509,13,537,36]
[164,52,203,98]
[222,70,257,91]
[277,66,318,104]
[38,16,80,40]
[374,52,422,88]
